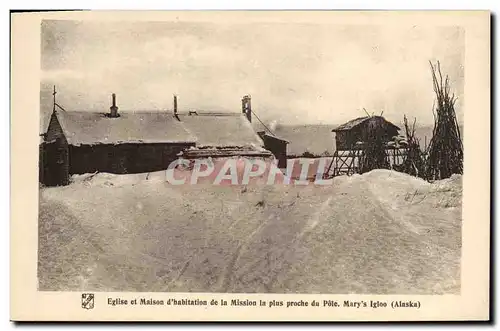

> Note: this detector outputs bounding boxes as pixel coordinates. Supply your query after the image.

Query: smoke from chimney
[269,120,278,132]
[242,95,252,123]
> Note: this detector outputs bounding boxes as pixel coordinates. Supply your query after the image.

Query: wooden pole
[52,85,56,113]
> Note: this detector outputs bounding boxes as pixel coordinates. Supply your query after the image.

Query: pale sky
[41,20,464,126]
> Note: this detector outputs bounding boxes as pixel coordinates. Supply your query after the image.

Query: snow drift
[38,169,461,294]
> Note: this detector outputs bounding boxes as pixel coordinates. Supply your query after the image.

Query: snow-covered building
[332,116,401,151]
[40,94,282,186]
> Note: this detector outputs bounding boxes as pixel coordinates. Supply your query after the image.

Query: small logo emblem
[81,293,95,309]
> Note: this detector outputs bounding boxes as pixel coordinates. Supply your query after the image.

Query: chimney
[173,94,178,114]
[110,93,119,118]
[242,95,252,123]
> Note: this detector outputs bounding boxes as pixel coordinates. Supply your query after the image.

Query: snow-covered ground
[38,169,462,294]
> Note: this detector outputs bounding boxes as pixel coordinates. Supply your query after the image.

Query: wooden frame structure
[324,146,409,178]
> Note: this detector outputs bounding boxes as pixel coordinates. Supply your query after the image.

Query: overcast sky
[41,20,464,126]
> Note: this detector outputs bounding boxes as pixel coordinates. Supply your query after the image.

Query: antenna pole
[52,85,56,112]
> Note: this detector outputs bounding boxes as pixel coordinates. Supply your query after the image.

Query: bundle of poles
[401,115,425,178]
[425,60,463,180]
[360,121,390,174]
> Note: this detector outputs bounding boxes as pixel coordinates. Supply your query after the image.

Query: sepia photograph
[10,10,490,321]
[38,18,464,294]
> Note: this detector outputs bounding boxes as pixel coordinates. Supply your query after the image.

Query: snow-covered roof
[53,110,266,149]
[176,112,265,148]
[257,131,290,144]
[332,116,401,132]
[55,111,196,146]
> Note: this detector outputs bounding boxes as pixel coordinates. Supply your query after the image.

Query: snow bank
[39,168,462,294]
[70,171,168,187]
[346,169,462,210]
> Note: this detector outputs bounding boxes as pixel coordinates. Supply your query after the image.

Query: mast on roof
[362,108,371,117]
[51,86,67,112]
[52,85,56,113]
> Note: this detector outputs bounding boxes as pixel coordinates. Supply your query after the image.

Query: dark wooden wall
[335,131,353,151]
[68,142,196,175]
[40,138,70,186]
[40,112,71,186]
[262,137,287,168]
